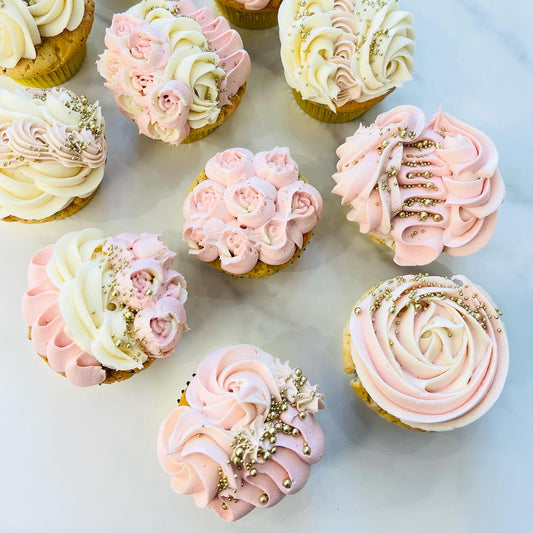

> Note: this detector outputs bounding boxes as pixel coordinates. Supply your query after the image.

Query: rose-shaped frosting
[22,229,188,386]
[158,345,325,521]
[347,274,509,431]
[0,87,107,221]
[332,105,505,266]
[97,0,251,146]
[278,0,415,109]
[231,0,271,12]
[183,147,323,274]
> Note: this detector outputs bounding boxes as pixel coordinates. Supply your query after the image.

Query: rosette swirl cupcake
[0,0,94,87]
[278,0,415,122]
[343,274,508,431]
[332,105,505,265]
[97,0,251,145]
[0,86,106,223]
[158,344,325,521]
[215,0,282,30]
[183,147,323,277]
[22,229,188,387]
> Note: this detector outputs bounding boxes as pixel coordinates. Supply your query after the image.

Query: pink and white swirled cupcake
[343,274,509,431]
[97,0,251,145]
[183,147,323,277]
[158,344,325,521]
[332,105,505,265]
[22,229,188,386]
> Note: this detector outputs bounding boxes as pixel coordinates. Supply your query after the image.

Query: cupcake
[343,274,509,431]
[22,229,188,387]
[332,105,505,265]
[158,344,325,521]
[0,86,106,223]
[215,0,282,29]
[278,0,415,122]
[183,147,323,277]
[0,0,94,87]
[97,0,251,145]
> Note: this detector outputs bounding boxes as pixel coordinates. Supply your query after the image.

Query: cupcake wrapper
[215,0,279,29]
[12,44,87,88]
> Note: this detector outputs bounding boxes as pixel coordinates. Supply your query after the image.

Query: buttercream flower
[223,177,277,228]
[148,80,192,130]
[98,51,122,93]
[277,181,324,233]
[183,218,225,262]
[217,225,259,275]
[253,147,299,189]
[130,70,155,96]
[256,218,301,265]
[111,13,141,38]
[134,295,187,356]
[204,148,255,186]
[183,180,232,222]
[123,25,170,71]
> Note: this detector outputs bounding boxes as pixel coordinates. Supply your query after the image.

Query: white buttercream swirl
[27,0,85,37]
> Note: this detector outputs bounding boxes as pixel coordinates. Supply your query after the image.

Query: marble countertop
[1,1,531,531]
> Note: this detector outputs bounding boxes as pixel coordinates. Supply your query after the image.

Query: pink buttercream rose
[123,26,170,71]
[223,177,277,228]
[256,218,300,265]
[217,225,258,275]
[148,80,192,130]
[107,233,177,269]
[111,13,140,38]
[98,50,122,94]
[276,181,323,233]
[204,148,255,186]
[253,147,299,189]
[130,70,155,96]
[184,180,232,222]
[183,218,225,262]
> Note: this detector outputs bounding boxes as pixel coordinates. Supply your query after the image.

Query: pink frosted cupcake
[158,344,325,521]
[183,147,323,277]
[22,229,188,386]
[332,105,505,265]
[97,0,251,145]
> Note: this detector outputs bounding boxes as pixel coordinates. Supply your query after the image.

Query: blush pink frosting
[158,345,325,521]
[332,105,505,266]
[183,147,323,274]
[348,274,509,431]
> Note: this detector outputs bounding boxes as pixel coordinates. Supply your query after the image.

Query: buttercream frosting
[0,87,106,221]
[332,105,505,265]
[158,344,325,521]
[347,274,509,431]
[97,0,251,145]
[183,147,323,274]
[278,0,415,110]
[22,229,188,386]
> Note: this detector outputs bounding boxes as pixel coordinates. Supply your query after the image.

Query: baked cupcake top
[183,147,323,274]
[332,105,505,265]
[278,0,415,110]
[0,86,106,221]
[347,274,508,431]
[158,344,325,521]
[22,229,188,387]
[0,0,86,69]
[97,0,251,145]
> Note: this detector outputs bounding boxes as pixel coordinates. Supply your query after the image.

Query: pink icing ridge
[332,105,505,266]
[157,345,325,521]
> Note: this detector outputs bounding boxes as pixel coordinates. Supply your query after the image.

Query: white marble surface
[1,1,532,531]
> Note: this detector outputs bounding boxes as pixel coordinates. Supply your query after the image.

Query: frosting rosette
[345,274,509,431]
[21,229,188,387]
[0,87,106,222]
[332,105,505,265]
[158,344,325,521]
[97,0,251,145]
[183,147,323,276]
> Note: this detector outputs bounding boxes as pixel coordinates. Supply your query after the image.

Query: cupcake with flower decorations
[332,105,505,266]
[183,147,323,277]
[97,0,251,145]
[158,344,325,521]
[343,274,509,431]
[22,229,188,387]
[278,0,415,123]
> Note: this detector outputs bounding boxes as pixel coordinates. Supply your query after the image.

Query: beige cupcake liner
[188,171,314,278]
[215,0,281,29]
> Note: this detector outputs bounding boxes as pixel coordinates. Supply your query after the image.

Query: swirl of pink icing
[183,180,233,222]
[217,224,259,275]
[158,345,325,521]
[277,181,324,233]
[204,147,255,186]
[183,218,225,262]
[256,217,300,265]
[348,274,509,431]
[332,105,504,265]
[253,147,299,189]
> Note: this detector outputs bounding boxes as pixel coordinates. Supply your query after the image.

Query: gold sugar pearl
[259,494,269,504]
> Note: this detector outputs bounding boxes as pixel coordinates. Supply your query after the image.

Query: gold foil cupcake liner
[215,0,279,29]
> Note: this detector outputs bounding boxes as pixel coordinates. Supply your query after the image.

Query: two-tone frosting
[332,105,505,265]
[231,0,272,11]
[0,0,86,69]
[278,0,415,110]
[158,344,325,521]
[183,147,323,274]
[0,87,106,221]
[347,274,509,431]
[97,0,251,145]
[22,229,188,387]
